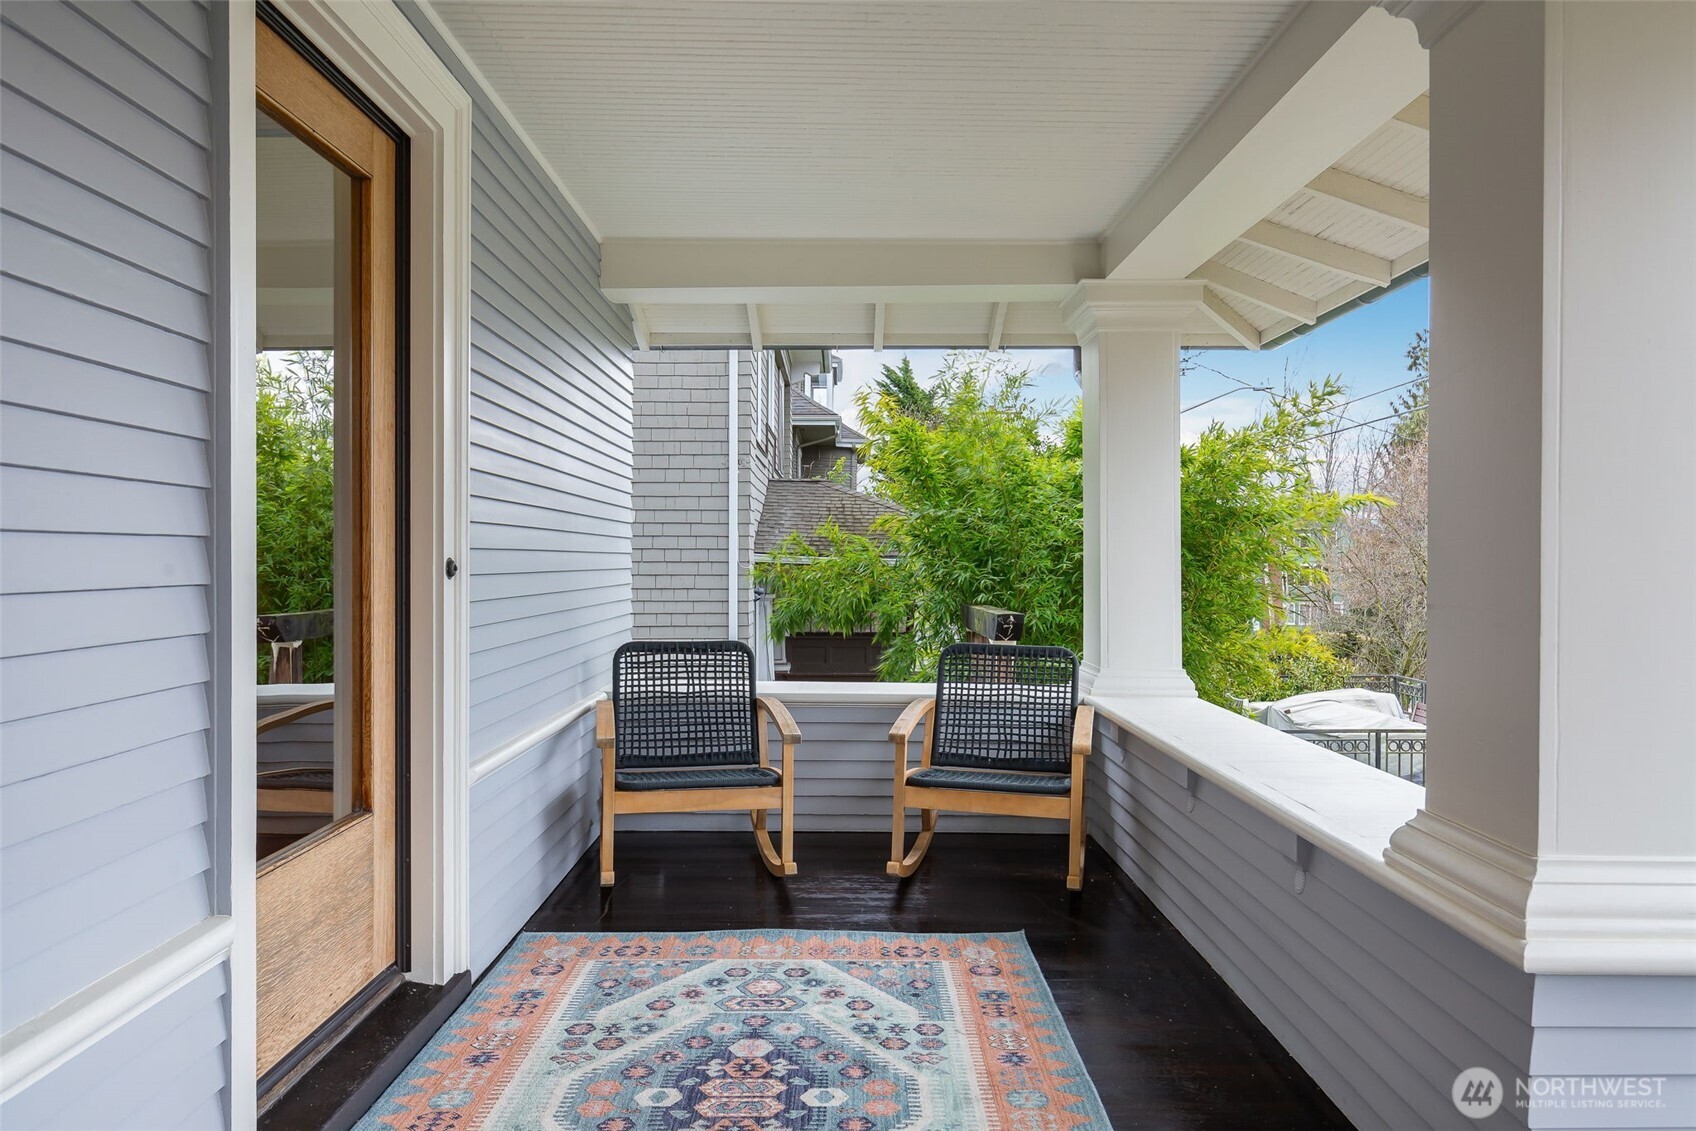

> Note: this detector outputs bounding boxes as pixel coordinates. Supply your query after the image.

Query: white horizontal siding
[460,99,634,754]
[0,5,226,1128]
[467,714,599,972]
[1528,976,1696,1130]
[0,962,230,1131]
[402,7,635,978]
[1086,716,1538,1131]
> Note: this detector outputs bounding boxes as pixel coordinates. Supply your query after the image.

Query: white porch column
[1062,282,1203,698]
[1385,1,1696,976]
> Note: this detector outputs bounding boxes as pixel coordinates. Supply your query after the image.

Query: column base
[1386,809,1696,974]
[1384,809,1535,964]
[1081,664,1196,699]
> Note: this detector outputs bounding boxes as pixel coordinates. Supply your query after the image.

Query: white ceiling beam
[1191,261,1319,324]
[1102,5,1427,281]
[1305,168,1430,230]
[1393,92,1430,130]
[1199,288,1262,351]
[631,304,651,351]
[1236,220,1393,286]
[601,238,1099,305]
[745,303,763,352]
[872,303,886,352]
[988,302,1008,351]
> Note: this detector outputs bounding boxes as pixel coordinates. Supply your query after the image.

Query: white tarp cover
[1253,688,1425,733]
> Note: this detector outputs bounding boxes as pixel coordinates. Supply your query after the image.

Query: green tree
[757,353,1364,703]
[757,354,1081,680]
[873,354,944,426]
[1180,378,1370,704]
[256,350,337,682]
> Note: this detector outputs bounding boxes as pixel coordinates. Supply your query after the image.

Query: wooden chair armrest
[756,695,802,744]
[1072,705,1096,758]
[889,697,936,744]
[595,697,616,751]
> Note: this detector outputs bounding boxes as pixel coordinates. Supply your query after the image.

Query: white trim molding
[470,692,607,786]
[270,0,475,986]
[1385,813,1696,975]
[1384,808,1536,960]
[1522,856,1696,975]
[0,917,235,1104]
[207,2,257,1117]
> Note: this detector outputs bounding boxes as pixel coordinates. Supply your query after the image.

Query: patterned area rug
[356,930,1110,1130]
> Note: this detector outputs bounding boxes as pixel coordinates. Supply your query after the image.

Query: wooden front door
[253,15,400,1081]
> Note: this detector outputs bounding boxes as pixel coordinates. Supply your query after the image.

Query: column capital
[1060,280,1213,343]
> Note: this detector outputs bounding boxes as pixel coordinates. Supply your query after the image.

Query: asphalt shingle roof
[791,389,868,446]
[790,389,838,420]
[754,479,904,555]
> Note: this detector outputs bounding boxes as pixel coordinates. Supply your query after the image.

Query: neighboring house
[753,478,904,679]
[630,348,890,676]
[791,388,868,483]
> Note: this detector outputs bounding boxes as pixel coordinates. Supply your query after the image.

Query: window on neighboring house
[764,356,782,463]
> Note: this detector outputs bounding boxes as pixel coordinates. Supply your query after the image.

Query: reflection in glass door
[255,106,351,859]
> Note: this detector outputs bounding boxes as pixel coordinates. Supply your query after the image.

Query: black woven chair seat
[615,766,780,792]
[907,767,1071,795]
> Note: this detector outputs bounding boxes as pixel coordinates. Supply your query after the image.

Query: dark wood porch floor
[272,831,1351,1130]
[530,831,1350,1131]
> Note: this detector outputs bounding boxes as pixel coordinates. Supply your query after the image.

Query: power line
[1329,375,1422,416]
[1182,385,1272,414]
[1186,358,1270,391]
[1312,406,1420,441]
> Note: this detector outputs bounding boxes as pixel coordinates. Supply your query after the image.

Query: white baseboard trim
[0,916,235,1103]
[470,691,606,785]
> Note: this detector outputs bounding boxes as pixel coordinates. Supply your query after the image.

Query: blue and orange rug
[356,930,1110,1130]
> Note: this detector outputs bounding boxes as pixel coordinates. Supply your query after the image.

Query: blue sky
[834,277,1429,445]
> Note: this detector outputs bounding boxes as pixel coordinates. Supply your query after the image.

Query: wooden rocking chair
[888,643,1094,890]
[595,640,801,886]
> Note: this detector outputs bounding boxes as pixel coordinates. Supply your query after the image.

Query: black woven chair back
[611,641,758,770]
[930,643,1079,773]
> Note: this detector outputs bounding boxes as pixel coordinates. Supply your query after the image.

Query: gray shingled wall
[631,350,735,639]
[631,349,788,644]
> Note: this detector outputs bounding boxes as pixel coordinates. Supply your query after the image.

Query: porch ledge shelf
[1085,694,1424,877]
[754,680,934,705]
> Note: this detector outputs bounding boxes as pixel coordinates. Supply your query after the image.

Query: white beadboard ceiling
[628,97,1430,351]
[425,3,1428,350]
[427,1,1298,240]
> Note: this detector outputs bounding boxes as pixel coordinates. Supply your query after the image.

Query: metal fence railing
[1343,674,1427,716]
[1287,729,1426,785]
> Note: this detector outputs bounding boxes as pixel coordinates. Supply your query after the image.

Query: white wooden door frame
[214,0,472,1111]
